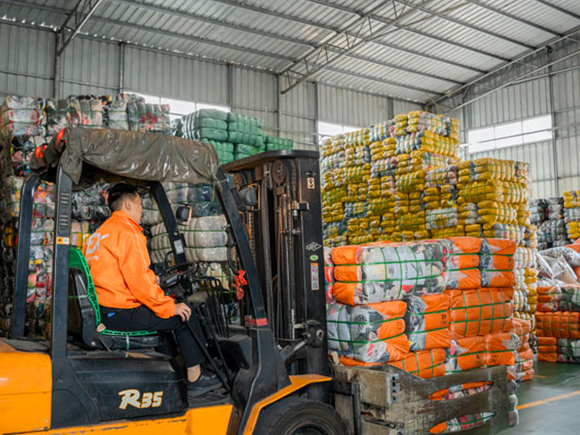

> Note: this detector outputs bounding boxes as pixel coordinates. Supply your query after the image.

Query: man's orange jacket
[83,210,175,319]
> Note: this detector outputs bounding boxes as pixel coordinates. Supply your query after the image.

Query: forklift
[0,127,511,435]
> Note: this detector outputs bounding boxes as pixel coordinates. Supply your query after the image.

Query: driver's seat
[67,248,160,350]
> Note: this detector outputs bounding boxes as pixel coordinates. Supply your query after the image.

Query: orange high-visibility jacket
[83,210,175,319]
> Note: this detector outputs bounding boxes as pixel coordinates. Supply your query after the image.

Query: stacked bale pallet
[320,111,537,380]
[0,93,173,337]
[563,191,580,242]
[325,237,520,429]
[180,109,293,164]
[536,246,580,363]
[532,197,569,250]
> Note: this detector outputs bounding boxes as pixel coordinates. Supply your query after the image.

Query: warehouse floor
[502,361,580,434]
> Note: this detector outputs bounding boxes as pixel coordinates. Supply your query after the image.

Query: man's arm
[118,226,176,319]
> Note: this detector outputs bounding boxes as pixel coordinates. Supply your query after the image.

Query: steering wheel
[157,262,203,300]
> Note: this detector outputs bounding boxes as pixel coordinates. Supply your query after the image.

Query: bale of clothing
[535,245,580,363]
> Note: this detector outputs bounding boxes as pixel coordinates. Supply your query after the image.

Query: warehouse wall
[0,21,421,152]
[435,37,580,199]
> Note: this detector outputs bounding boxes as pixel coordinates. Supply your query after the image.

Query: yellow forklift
[0,128,511,435]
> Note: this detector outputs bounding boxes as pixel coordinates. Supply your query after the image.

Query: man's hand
[174,302,192,322]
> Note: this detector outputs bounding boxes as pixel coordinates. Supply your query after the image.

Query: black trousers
[100,305,206,368]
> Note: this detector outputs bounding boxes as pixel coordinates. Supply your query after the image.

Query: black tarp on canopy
[31,127,219,186]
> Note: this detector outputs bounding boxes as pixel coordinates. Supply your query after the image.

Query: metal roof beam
[108,0,317,49]
[437,43,580,113]
[392,0,535,49]
[431,26,580,109]
[306,0,510,62]
[319,64,443,96]
[206,0,486,73]
[533,0,580,21]
[280,0,440,94]
[3,0,295,62]
[469,0,562,37]
[7,0,471,84]
[107,0,460,85]
[57,0,104,56]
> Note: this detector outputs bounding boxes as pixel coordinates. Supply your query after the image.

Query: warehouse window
[127,92,229,121]
[318,121,360,139]
[467,115,552,153]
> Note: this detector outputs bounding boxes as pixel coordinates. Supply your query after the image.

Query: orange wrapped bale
[519,369,535,381]
[439,238,482,290]
[481,238,518,256]
[537,285,558,312]
[447,288,514,338]
[484,332,518,367]
[388,349,447,379]
[538,352,557,363]
[445,336,485,373]
[537,336,558,353]
[327,301,409,363]
[332,241,447,305]
[334,334,410,366]
[535,311,580,339]
[405,294,451,351]
[479,239,516,288]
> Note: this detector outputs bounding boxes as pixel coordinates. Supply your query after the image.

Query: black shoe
[187,371,221,398]
[188,387,230,407]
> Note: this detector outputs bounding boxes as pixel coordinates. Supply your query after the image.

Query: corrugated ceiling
[0,0,579,104]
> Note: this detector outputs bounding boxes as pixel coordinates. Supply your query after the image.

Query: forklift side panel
[0,340,52,433]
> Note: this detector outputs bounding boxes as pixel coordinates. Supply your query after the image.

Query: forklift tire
[254,396,347,435]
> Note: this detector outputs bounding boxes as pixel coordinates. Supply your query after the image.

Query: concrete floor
[502,361,580,434]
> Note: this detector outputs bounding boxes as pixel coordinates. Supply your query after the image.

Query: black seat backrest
[67,266,161,351]
[68,268,99,347]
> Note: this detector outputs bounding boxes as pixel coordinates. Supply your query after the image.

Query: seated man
[83,183,220,398]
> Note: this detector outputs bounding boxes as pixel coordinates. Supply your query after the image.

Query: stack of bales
[181,109,234,164]
[394,112,460,242]
[532,197,569,249]
[321,135,347,247]
[0,93,172,337]
[536,246,580,364]
[563,191,580,242]
[325,237,520,428]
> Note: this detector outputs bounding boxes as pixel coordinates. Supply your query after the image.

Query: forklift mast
[223,150,329,402]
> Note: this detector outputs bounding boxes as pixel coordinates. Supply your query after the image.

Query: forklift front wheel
[254,396,346,435]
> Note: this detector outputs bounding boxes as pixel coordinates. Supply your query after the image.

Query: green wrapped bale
[265,135,294,151]
[228,131,264,147]
[193,117,228,130]
[227,112,263,128]
[194,128,228,142]
[227,122,262,136]
[197,108,229,121]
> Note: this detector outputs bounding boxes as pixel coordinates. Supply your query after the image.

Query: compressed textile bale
[327,301,409,363]
[324,247,335,304]
[404,294,451,351]
[445,336,485,373]
[479,239,516,288]
[439,237,482,290]
[484,332,518,367]
[447,288,514,338]
[388,349,447,379]
[0,95,46,140]
[535,311,580,339]
[332,241,447,305]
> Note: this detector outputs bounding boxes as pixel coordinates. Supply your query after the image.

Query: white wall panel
[0,24,53,97]
[279,79,316,150]
[468,79,551,129]
[124,46,228,105]
[393,99,423,116]
[61,38,119,97]
[318,84,393,127]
